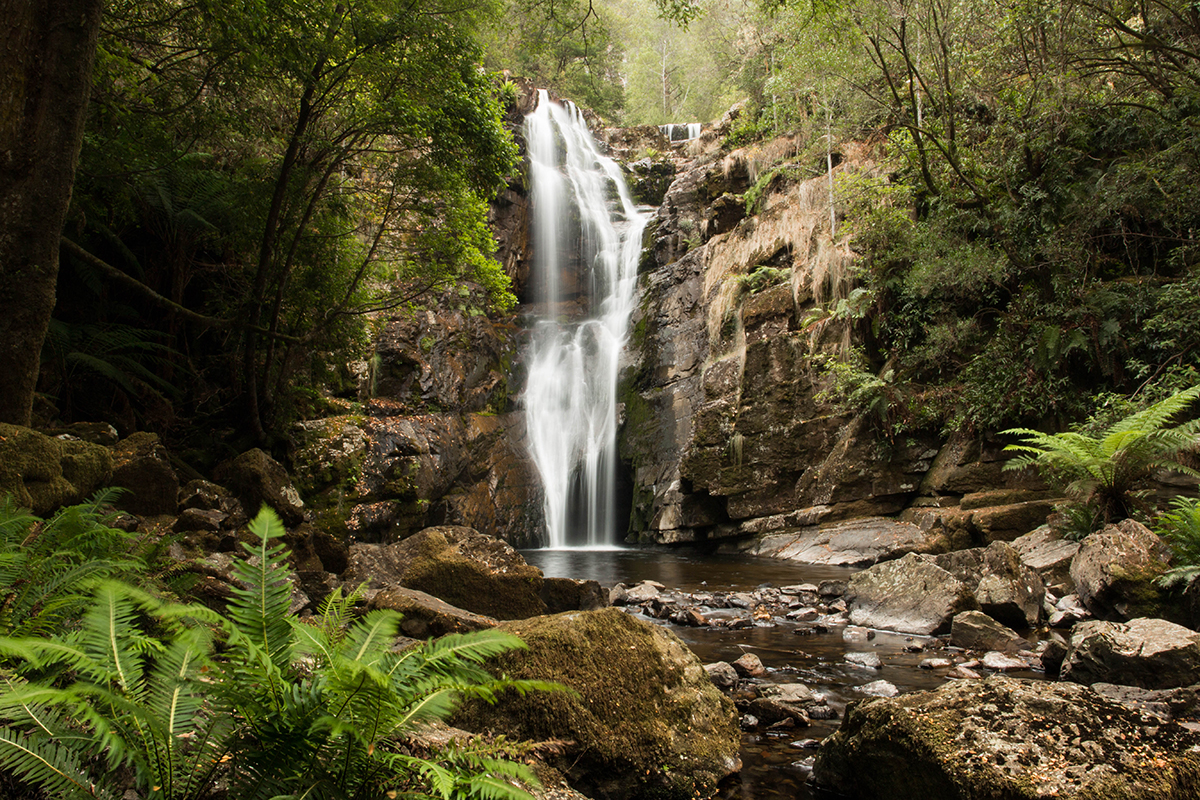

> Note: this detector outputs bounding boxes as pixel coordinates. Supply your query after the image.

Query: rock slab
[845,552,979,635]
[1061,617,1200,689]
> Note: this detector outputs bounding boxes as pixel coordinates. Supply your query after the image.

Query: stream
[523,547,1045,800]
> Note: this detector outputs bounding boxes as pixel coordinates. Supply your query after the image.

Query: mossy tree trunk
[0,0,102,425]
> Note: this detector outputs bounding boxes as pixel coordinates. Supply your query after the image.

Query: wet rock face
[291,409,544,547]
[453,608,742,800]
[812,675,1200,800]
[619,136,1048,548]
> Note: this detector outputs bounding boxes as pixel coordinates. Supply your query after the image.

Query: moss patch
[453,608,740,800]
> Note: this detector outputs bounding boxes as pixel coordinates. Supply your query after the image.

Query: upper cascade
[523,90,649,548]
[659,122,702,142]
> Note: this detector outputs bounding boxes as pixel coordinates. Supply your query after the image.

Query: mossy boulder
[0,424,112,515]
[344,526,546,619]
[214,448,305,526]
[1070,520,1171,620]
[813,675,1200,799]
[454,607,741,800]
[110,431,179,516]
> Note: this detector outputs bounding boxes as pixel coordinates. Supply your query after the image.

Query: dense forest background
[10,0,1200,458]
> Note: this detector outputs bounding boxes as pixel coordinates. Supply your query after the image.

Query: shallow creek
[523,547,1046,800]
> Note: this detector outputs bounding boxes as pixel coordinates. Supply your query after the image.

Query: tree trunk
[0,0,102,425]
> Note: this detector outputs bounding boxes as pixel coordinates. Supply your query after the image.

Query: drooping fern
[1003,384,1200,527]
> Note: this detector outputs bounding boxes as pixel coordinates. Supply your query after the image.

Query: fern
[1004,384,1200,527]
[1155,497,1200,589]
[0,507,552,800]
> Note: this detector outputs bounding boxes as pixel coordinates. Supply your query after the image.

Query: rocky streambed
[528,533,1200,800]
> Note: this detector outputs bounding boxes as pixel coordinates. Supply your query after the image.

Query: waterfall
[524,90,649,549]
[659,122,702,142]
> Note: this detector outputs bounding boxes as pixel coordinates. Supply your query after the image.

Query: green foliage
[1155,497,1200,590]
[0,507,553,800]
[1003,385,1200,528]
[0,489,153,641]
[64,0,520,440]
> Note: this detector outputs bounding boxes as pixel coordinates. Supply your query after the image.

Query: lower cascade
[523,90,649,548]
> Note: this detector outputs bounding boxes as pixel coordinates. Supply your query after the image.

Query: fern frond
[0,726,111,800]
[227,508,295,674]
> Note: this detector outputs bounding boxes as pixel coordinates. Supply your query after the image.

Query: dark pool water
[523,546,1044,800]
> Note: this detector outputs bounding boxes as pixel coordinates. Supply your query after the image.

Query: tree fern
[1004,384,1200,527]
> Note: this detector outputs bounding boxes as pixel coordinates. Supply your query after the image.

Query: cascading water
[524,90,649,549]
[659,122,702,142]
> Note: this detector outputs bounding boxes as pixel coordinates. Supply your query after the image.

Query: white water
[660,122,702,142]
[524,90,649,548]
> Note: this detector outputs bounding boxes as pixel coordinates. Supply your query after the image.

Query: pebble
[842,625,875,642]
[857,679,899,697]
[981,651,1029,672]
[844,651,883,669]
[919,657,953,669]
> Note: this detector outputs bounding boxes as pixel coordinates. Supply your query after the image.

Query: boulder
[934,541,1045,628]
[344,526,546,619]
[1061,617,1200,689]
[541,577,607,613]
[1070,519,1171,619]
[1011,525,1079,593]
[949,610,1029,654]
[368,586,497,638]
[453,608,742,800]
[0,424,112,515]
[812,675,1200,800]
[214,448,305,525]
[110,431,180,516]
[845,553,979,635]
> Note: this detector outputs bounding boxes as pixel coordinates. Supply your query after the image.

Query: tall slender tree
[0,0,103,425]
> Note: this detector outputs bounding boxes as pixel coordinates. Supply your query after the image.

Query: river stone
[344,526,546,619]
[732,652,767,677]
[934,541,1045,628]
[812,675,1200,800]
[1070,519,1171,619]
[845,651,883,669]
[845,553,979,635]
[950,610,1029,654]
[857,680,899,697]
[1061,617,1200,689]
[453,608,742,800]
[748,683,814,727]
[0,424,113,516]
[705,661,739,688]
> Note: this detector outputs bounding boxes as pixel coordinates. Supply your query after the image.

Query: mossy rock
[0,424,112,515]
[454,607,741,800]
[813,675,1200,800]
[343,526,546,619]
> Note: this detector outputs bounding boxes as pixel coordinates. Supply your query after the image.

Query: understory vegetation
[0,505,552,800]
